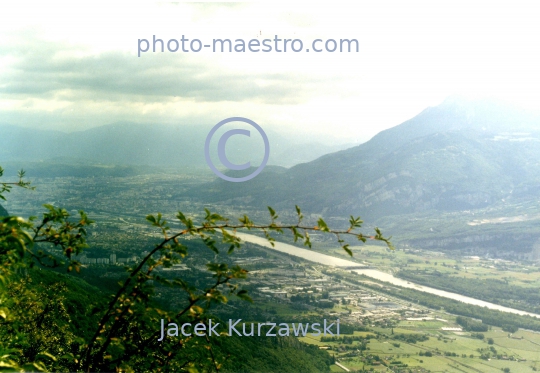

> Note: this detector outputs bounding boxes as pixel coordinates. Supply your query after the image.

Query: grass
[329,365,345,372]
[298,323,540,372]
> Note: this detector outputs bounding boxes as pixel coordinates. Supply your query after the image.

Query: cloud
[0,35,331,105]
[2,2,540,140]
[0,31,347,134]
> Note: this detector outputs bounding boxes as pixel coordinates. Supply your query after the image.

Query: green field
[299,317,540,373]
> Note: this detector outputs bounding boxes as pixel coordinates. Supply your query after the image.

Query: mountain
[0,204,7,216]
[0,122,352,169]
[190,98,540,254]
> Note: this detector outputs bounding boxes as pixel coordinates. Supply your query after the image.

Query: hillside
[191,98,540,255]
[3,266,332,372]
[0,204,8,216]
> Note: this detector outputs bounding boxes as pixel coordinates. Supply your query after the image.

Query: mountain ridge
[0,122,353,169]
[192,98,540,221]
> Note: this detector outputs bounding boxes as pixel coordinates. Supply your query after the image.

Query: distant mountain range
[189,98,540,255]
[0,122,352,170]
[3,97,540,255]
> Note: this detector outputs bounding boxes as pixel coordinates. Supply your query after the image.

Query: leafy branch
[1,166,393,372]
[80,205,392,371]
[0,168,34,202]
[1,169,91,272]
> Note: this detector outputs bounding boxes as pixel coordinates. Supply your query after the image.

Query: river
[236,232,540,319]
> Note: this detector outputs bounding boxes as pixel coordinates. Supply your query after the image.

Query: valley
[3,98,540,372]
[3,169,540,372]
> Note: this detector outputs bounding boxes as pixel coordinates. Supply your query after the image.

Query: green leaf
[237,289,253,302]
[304,231,312,248]
[176,211,188,224]
[36,352,57,362]
[267,206,278,220]
[317,218,330,232]
[342,244,353,257]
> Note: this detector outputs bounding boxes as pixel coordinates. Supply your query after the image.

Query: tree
[0,167,392,371]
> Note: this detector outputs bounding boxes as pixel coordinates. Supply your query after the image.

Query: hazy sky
[1,1,539,144]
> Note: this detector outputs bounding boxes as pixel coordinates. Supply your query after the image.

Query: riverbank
[237,232,540,319]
